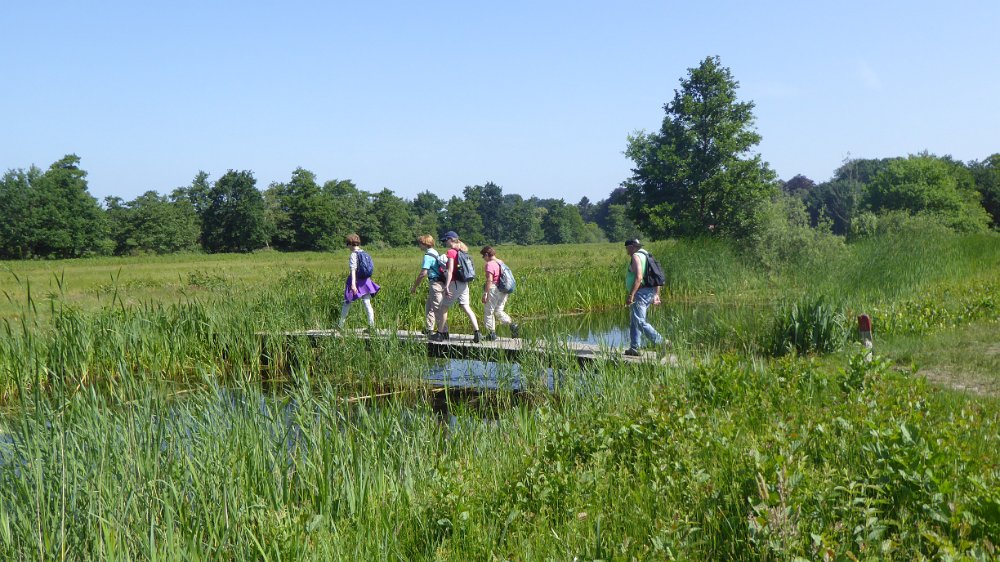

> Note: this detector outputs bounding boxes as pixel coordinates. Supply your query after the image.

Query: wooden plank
[261,328,677,366]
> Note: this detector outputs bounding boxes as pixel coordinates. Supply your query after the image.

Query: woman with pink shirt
[479,245,519,341]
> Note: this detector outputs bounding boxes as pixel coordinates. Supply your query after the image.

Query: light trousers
[339,295,374,328]
[483,287,512,332]
[424,281,446,332]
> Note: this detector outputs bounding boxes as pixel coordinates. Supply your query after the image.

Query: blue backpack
[356,250,374,279]
[497,261,516,294]
[453,250,476,282]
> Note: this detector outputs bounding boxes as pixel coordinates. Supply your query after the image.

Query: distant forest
[2,57,997,261]
[0,150,995,262]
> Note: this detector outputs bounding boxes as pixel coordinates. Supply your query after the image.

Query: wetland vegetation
[0,232,998,560]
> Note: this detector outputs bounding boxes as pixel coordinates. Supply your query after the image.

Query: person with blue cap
[431,231,481,342]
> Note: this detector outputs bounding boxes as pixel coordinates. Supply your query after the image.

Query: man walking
[624,239,664,356]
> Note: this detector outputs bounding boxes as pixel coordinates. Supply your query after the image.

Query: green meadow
[0,234,998,560]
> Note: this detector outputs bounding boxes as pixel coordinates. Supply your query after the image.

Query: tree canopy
[201,170,270,253]
[0,155,108,259]
[624,56,776,239]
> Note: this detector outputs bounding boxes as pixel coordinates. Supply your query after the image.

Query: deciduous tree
[624,56,776,238]
[443,196,484,245]
[28,155,109,258]
[370,188,414,247]
[202,170,270,252]
[867,154,990,232]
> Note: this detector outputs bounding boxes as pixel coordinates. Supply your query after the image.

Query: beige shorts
[440,280,470,307]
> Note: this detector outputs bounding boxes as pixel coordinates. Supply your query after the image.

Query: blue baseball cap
[441,230,459,241]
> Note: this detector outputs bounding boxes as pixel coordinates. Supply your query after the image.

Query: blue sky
[3,1,998,204]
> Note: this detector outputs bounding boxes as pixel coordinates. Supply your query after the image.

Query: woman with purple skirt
[337,233,379,329]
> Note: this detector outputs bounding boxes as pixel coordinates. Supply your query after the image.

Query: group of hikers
[338,230,518,343]
[336,231,667,356]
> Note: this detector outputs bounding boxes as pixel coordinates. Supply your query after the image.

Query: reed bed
[0,234,998,559]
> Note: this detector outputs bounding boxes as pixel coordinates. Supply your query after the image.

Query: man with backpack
[624,239,666,356]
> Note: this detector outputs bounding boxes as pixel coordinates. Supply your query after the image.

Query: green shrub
[743,195,847,272]
[767,296,848,356]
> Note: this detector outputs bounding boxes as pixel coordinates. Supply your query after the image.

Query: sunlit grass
[0,234,998,559]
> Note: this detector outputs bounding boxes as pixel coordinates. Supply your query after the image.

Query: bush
[743,195,846,271]
[851,210,954,240]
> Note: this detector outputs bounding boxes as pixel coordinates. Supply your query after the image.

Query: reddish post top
[857,314,872,333]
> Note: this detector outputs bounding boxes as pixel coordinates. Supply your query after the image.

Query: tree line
[0,158,639,259]
[2,56,998,261]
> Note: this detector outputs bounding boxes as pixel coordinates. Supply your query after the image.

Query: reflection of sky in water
[423,311,644,392]
[531,308,680,348]
[425,359,556,392]
[567,325,629,347]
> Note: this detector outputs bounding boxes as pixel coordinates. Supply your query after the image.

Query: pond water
[422,307,671,391]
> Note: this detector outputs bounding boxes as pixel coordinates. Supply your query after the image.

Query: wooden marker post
[858,314,873,362]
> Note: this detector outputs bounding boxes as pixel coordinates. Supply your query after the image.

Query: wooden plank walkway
[263,328,676,366]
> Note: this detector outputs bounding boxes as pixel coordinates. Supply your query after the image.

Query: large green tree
[602,204,640,242]
[410,190,444,239]
[323,179,374,244]
[624,56,776,238]
[105,191,200,255]
[443,196,484,245]
[26,155,109,258]
[501,194,542,245]
[866,154,990,232]
[265,168,343,251]
[539,199,587,244]
[370,188,414,247]
[202,170,270,252]
[170,171,213,247]
[464,182,506,243]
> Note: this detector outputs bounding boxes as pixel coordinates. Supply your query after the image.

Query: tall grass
[0,234,998,558]
[1,349,997,559]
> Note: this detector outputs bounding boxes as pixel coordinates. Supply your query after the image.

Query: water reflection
[424,358,556,392]
[523,302,762,351]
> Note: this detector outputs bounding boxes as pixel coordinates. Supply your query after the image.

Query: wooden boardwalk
[263,328,675,366]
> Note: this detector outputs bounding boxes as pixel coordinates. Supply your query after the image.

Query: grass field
[0,234,998,559]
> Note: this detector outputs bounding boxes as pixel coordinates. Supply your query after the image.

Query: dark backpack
[453,250,476,282]
[639,249,665,287]
[356,250,374,279]
[497,261,516,294]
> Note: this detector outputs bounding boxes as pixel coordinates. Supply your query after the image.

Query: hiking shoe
[473,330,481,343]
[624,348,642,357]
[431,332,449,342]
[485,331,497,341]
[510,323,520,338]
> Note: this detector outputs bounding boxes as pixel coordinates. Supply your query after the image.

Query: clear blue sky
[3,1,998,204]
